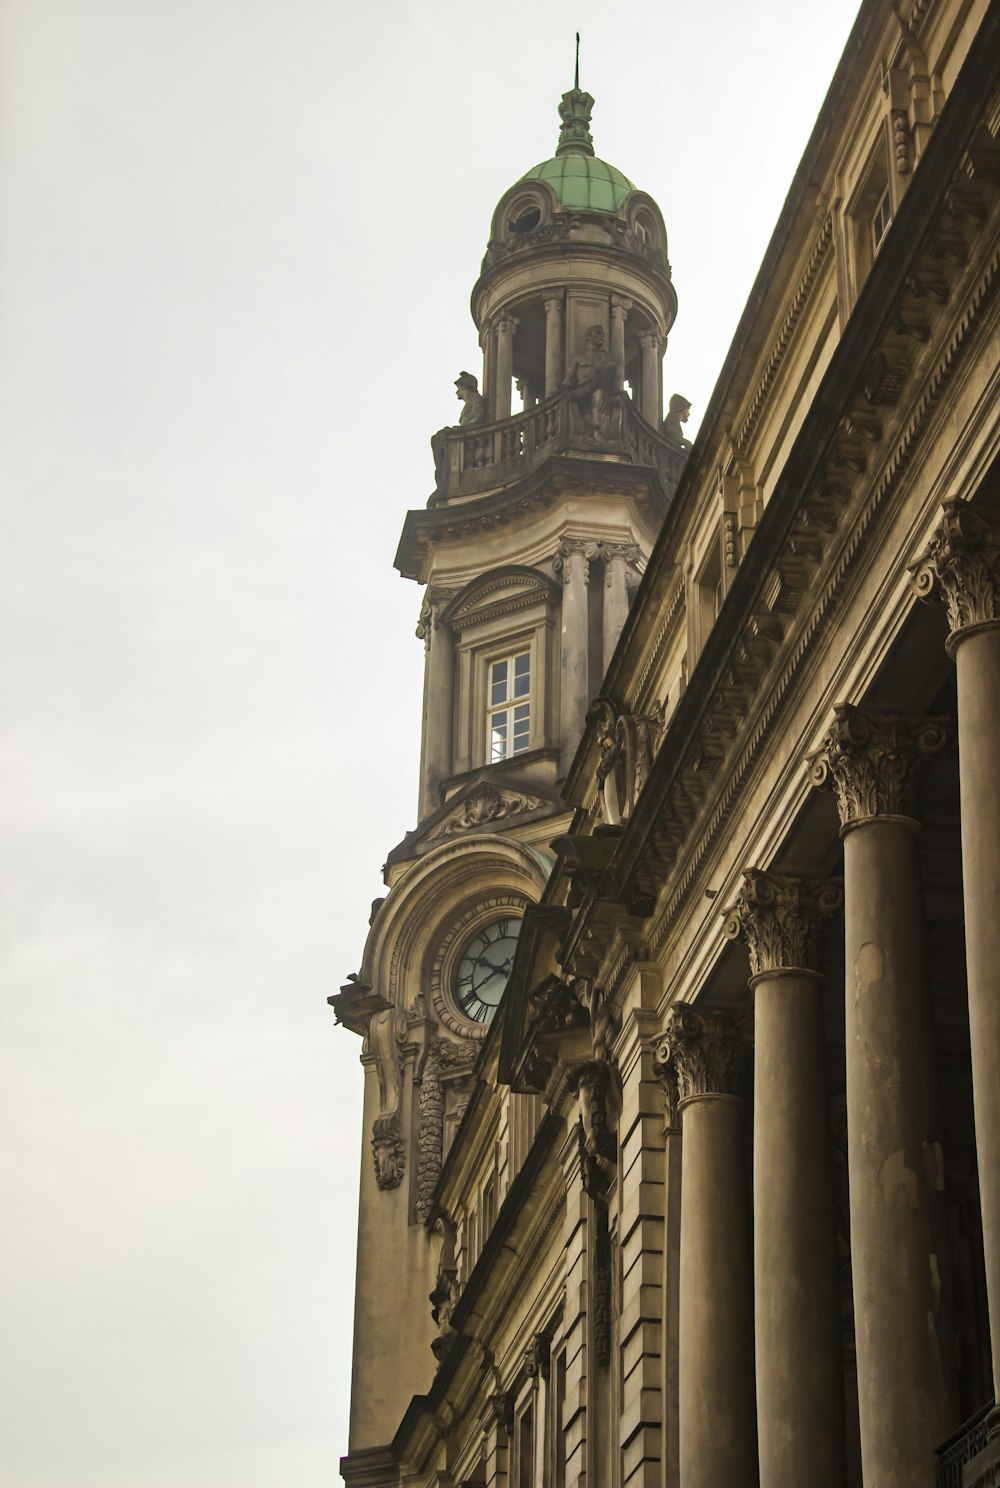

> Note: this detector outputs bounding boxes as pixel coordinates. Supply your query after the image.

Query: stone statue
[664,393,692,448]
[454,371,485,426]
[562,325,621,440]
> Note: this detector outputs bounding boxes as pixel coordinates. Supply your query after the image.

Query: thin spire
[556,36,595,158]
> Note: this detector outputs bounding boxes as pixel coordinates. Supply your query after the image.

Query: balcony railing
[430,389,688,503]
[936,1401,995,1488]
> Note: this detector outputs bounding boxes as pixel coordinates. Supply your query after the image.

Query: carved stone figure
[455,371,485,426]
[570,1059,616,1198]
[663,393,692,447]
[562,325,621,440]
[589,696,663,826]
[371,1113,406,1190]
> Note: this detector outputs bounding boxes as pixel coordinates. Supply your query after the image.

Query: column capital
[543,292,564,314]
[653,1003,744,1103]
[807,705,947,831]
[638,328,663,351]
[723,869,842,978]
[610,294,633,317]
[554,537,600,584]
[909,498,1000,651]
[600,541,641,565]
[650,1041,680,1128]
[497,312,519,335]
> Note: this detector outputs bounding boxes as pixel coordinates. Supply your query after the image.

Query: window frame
[487,648,533,764]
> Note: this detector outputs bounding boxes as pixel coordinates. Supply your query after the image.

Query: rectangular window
[488,652,531,762]
[871,187,892,256]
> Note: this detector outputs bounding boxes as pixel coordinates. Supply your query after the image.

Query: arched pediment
[439,565,560,634]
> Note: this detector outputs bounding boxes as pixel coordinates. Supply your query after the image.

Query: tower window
[871,188,892,256]
[489,652,531,761]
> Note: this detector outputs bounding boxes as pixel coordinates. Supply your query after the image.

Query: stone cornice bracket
[722,868,842,980]
[908,498,1000,654]
[806,705,947,833]
[653,1003,744,1104]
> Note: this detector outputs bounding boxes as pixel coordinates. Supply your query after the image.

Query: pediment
[425,780,549,840]
[440,566,559,633]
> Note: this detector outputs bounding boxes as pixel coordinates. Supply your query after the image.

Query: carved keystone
[909,499,1000,649]
[654,1003,744,1103]
[723,869,842,979]
[807,705,947,829]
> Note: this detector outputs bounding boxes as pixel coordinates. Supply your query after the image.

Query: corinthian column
[638,330,662,425]
[544,294,564,397]
[494,314,518,420]
[601,543,638,672]
[610,295,631,386]
[809,706,954,1487]
[556,541,593,770]
[657,1004,756,1488]
[911,500,1000,1414]
[725,870,846,1487]
[416,595,454,820]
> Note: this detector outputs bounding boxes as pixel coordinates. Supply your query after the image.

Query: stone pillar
[494,313,518,421]
[724,869,846,1487]
[809,706,955,1487]
[417,594,454,820]
[657,1004,756,1488]
[610,295,631,386]
[544,294,564,397]
[557,540,593,770]
[639,330,662,426]
[601,544,636,672]
[651,1047,682,1488]
[911,500,1000,1414]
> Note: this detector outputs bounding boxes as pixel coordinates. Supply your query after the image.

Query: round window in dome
[507,205,541,235]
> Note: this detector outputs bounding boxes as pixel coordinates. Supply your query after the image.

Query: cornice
[563,26,1000,975]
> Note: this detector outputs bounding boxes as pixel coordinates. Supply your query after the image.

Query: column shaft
[610,297,630,386]
[954,624,1000,1398]
[602,550,630,673]
[639,332,661,425]
[544,296,563,397]
[421,613,454,818]
[494,315,516,420]
[677,1094,756,1488]
[753,971,845,1486]
[843,816,953,1485]
[559,548,590,768]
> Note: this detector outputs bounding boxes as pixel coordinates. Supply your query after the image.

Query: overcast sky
[1,3,862,1484]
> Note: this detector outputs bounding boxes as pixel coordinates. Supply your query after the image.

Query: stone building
[332,2,1000,1484]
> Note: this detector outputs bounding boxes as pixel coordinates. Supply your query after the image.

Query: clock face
[454,917,522,1024]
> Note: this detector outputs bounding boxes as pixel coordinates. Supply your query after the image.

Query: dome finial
[556,37,595,159]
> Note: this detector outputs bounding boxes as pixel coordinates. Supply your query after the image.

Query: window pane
[491,676,507,706]
[514,652,530,677]
[513,702,530,722]
[491,711,508,762]
[491,658,508,689]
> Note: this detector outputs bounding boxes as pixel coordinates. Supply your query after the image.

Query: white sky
[0,3,862,1484]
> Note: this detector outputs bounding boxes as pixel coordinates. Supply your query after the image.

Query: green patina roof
[519,152,636,214]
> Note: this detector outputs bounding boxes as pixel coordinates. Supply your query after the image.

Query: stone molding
[807,705,947,829]
[425,784,543,840]
[723,868,842,978]
[654,1003,744,1103]
[909,498,1000,645]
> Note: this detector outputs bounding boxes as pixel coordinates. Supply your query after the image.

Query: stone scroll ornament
[909,498,1000,646]
[722,869,842,978]
[806,705,947,828]
[589,696,663,827]
[368,1007,407,1191]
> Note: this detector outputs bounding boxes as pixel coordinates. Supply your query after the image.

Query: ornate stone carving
[425,783,542,839]
[892,109,913,174]
[553,537,600,584]
[415,1038,479,1222]
[807,705,948,827]
[722,869,843,978]
[562,325,622,441]
[523,1333,550,1380]
[650,1045,680,1129]
[909,498,1000,643]
[663,393,692,448]
[530,974,589,1035]
[371,1113,405,1190]
[589,696,664,826]
[723,511,738,567]
[654,1003,744,1102]
[429,1260,460,1363]
[569,1059,616,1198]
[454,370,485,426]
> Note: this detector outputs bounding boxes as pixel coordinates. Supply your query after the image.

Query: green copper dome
[517,81,635,214]
[519,153,636,214]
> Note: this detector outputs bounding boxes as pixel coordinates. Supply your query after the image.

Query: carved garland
[415,1037,479,1223]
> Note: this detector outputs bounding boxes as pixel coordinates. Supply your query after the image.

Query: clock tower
[332,77,688,1480]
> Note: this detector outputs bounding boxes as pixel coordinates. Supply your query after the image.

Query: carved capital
[543,293,564,315]
[723,869,842,978]
[553,537,600,586]
[610,294,633,318]
[807,706,947,829]
[909,499,1000,645]
[638,329,663,352]
[654,1003,743,1103]
[650,1041,680,1128]
[497,313,519,337]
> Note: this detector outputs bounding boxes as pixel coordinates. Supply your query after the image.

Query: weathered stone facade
[333,4,1000,1483]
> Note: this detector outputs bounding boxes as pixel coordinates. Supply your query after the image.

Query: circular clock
[454,916,522,1024]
